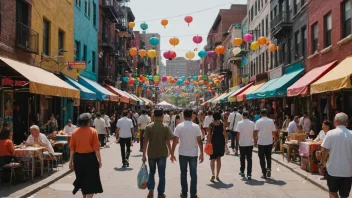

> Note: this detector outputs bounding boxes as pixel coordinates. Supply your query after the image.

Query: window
[74,41,80,61]
[295,31,300,58]
[262,19,265,36]
[92,51,96,73]
[83,45,87,62]
[294,0,300,14]
[282,43,286,64]
[312,23,318,53]
[288,39,292,63]
[255,0,258,16]
[301,0,306,6]
[58,30,64,55]
[251,6,254,21]
[342,0,351,38]
[42,19,50,55]
[324,12,332,47]
[93,2,97,26]
[85,0,90,16]
[302,26,307,57]
[266,15,269,36]
[266,50,269,71]
[76,0,81,7]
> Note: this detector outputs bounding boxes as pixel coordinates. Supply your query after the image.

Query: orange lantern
[161,19,168,28]
[193,81,198,86]
[207,82,213,87]
[266,41,271,46]
[128,22,135,28]
[213,79,221,84]
[198,75,203,80]
[169,37,180,47]
[199,80,204,85]
[232,38,243,46]
[139,49,147,57]
[257,37,267,45]
[215,45,225,55]
[129,47,137,56]
[184,81,190,86]
[170,79,176,83]
[269,44,277,52]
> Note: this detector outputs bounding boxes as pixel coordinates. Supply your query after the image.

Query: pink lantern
[193,35,203,45]
[184,16,193,26]
[163,50,176,60]
[244,34,253,42]
[161,76,168,82]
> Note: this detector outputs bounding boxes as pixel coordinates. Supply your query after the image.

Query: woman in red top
[69,113,103,197]
[0,123,15,166]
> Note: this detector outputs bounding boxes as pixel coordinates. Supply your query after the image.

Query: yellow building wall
[31,0,76,79]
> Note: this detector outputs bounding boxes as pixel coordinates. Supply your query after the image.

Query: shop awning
[219,86,240,103]
[63,75,96,100]
[236,81,266,102]
[200,96,217,106]
[123,91,137,105]
[141,97,154,106]
[287,61,337,97]
[227,82,254,102]
[0,57,80,98]
[311,57,352,94]
[105,85,130,103]
[211,93,229,104]
[78,76,118,101]
[246,78,280,100]
[130,94,145,105]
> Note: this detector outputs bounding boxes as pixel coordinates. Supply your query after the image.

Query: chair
[53,153,63,169]
[2,163,22,187]
[43,153,57,175]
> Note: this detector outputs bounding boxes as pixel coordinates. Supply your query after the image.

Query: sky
[126,0,247,64]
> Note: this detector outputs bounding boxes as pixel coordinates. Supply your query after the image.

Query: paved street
[29,139,327,198]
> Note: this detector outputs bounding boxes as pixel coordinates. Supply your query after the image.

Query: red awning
[287,61,337,97]
[105,85,130,103]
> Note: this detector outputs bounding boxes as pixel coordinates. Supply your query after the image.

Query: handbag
[204,142,213,156]
[137,163,149,189]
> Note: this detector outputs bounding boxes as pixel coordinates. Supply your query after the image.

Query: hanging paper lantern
[207,82,213,87]
[257,37,267,45]
[199,80,205,85]
[269,44,277,52]
[198,75,203,80]
[169,37,180,47]
[153,76,159,82]
[149,37,159,46]
[243,33,253,42]
[215,45,225,55]
[139,49,147,57]
[170,79,176,83]
[184,81,190,86]
[184,16,193,26]
[213,79,221,84]
[148,75,153,81]
[232,47,241,56]
[185,51,195,60]
[266,41,271,46]
[193,81,198,86]
[250,41,260,51]
[128,78,135,85]
[232,38,243,46]
[193,35,203,45]
[161,19,168,28]
[129,47,137,56]
[140,22,148,31]
[163,50,176,60]
[161,76,168,82]
[147,49,157,58]
[128,22,135,28]
[134,81,140,85]
[123,77,129,82]
[207,51,216,58]
[276,46,280,50]
[198,50,207,58]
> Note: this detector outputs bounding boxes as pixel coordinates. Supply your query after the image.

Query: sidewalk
[252,147,328,192]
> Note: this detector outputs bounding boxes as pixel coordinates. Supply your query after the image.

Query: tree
[169,95,190,107]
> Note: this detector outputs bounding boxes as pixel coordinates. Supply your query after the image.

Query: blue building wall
[74,0,98,81]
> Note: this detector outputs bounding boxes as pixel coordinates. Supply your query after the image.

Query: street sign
[65,61,86,70]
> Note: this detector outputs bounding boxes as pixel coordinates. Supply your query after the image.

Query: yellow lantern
[147,49,157,58]
[232,38,243,47]
[215,45,225,55]
[128,22,135,28]
[185,51,195,60]
[169,37,180,47]
[139,49,147,57]
[250,41,259,51]
[129,47,137,56]
[153,75,159,82]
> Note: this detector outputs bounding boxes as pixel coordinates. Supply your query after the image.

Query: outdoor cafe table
[282,141,299,163]
[299,142,321,173]
[14,147,44,181]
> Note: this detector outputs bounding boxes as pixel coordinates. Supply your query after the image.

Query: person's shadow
[266,178,287,186]
[207,181,234,189]
[243,178,265,186]
[114,167,133,171]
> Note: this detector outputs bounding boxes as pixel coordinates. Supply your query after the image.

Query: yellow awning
[236,81,266,102]
[311,56,352,94]
[211,93,228,104]
[0,57,80,98]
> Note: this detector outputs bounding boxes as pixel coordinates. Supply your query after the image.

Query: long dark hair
[0,128,11,140]
[323,120,334,130]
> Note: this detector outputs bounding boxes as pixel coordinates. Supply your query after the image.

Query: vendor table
[282,141,299,163]
[14,147,44,181]
[299,142,321,173]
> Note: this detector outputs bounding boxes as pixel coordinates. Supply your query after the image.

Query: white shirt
[287,121,298,134]
[255,117,276,145]
[116,117,133,138]
[315,130,326,142]
[63,125,77,135]
[236,119,255,147]
[163,114,171,125]
[203,115,213,128]
[26,133,54,154]
[321,126,352,177]
[227,111,243,131]
[299,117,311,133]
[134,113,139,120]
[94,118,106,135]
[138,114,151,130]
[103,115,111,127]
[174,121,202,157]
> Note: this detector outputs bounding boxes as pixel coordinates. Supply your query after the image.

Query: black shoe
[122,164,126,168]
[261,175,267,179]
[247,175,252,180]
[266,169,271,178]
[239,172,245,177]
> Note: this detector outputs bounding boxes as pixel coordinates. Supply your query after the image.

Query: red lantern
[184,16,193,26]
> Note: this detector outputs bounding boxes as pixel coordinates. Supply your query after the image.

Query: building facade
[166,57,187,77]
[74,0,99,81]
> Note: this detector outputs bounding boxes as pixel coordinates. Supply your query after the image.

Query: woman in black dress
[207,111,228,182]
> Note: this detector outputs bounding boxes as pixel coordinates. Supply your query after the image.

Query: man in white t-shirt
[163,111,171,126]
[26,125,54,155]
[94,112,107,147]
[299,112,311,134]
[254,109,277,179]
[288,116,299,134]
[63,119,77,135]
[102,112,111,136]
[321,113,352,198]
[227,107,243,155]
[171,109,204,198]
[138,109,151,152]
[236,111,255,180]
[203,111,213,135]
[116,110,134,168]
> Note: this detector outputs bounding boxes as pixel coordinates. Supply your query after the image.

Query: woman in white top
[203,111,214,135]
[314,120,334,142]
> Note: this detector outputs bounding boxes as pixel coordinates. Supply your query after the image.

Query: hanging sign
[65,61,86,70]
[1,77,28,87]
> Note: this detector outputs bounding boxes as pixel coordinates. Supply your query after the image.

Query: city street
[29,139,327,198]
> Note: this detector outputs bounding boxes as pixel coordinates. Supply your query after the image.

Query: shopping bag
[204,142,213,156]
[137,163,149,189]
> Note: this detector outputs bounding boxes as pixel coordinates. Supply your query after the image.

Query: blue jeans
[179,155,198,197]
[147,157,167,195]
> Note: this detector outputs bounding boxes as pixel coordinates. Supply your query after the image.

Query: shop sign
[269,66,283,80]
[66,61,86,70]
[1,77,28,87]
